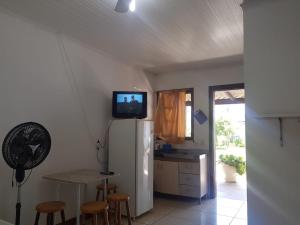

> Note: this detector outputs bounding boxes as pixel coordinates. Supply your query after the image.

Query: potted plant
[219,154,246,183]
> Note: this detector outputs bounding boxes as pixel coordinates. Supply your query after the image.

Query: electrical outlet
[96,140,101,151]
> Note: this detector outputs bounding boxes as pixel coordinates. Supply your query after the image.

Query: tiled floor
[119,166,247,225]
[217,182,247,201]
[216,160,247,202]
[125,194,247,225]
[124,176,247,225]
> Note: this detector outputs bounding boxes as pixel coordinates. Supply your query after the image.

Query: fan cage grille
[2,122,51,170]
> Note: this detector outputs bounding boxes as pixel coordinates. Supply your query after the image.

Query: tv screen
[112,91,147,119]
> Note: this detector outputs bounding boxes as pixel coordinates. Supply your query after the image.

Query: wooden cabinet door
[156,161,179,195]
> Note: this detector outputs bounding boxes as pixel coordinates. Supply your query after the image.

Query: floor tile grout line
[229,216,235,225]
[148,197,247,225]
[150,208,178,225]
[232,202,245,218]
[230,202,246,224]
[166,205,236,225]
[232,201,247,222]
[197,204,242,218]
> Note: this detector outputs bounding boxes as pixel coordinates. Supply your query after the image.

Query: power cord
[96,120,113,164]
[11,169,33,187]
[12,169,15,187]
[20,169,33,187]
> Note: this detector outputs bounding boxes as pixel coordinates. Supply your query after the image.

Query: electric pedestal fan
[2,122,51,225]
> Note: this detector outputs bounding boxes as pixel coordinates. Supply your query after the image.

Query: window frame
[185,88,194,140]
[156,88,194,141]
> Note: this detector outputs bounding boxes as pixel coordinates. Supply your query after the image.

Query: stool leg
[46,214,51,225]
[60,210,66,224]
[81,214,84,225]
[82,213,87,225]
[34,212,40,225]
[117,202,121,225]
[106,190,111,201]
[125,201,132,225]
[96,190,100,201]
[92,214,97,225]
[104,209,109,225]
[98,213,103,225]
[46,213,54,225]
[50,213,54,225]
[102,190,105,201]
[107,201,113,224]
[114,201,118,225]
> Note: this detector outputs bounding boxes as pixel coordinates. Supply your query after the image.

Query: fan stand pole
[15,183,21,225]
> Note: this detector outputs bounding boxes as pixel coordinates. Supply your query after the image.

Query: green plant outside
[233,136,245,148]
[215,118,234,138]
[219,154,246,175]
[215,118,245,148]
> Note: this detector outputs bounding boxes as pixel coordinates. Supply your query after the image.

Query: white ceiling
[0,0,243,70]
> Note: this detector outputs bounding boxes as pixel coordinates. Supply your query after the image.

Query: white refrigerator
[108,119,154,217]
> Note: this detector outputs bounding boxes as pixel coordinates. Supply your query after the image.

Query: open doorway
[208,83,247,221]
[214,89,246,200]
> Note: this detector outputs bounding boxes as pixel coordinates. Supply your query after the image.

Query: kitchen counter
[154,148,208,162]
[154,152,208,200]
[154,156,200,163]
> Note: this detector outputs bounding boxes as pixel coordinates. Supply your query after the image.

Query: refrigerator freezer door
[136,120,154,216]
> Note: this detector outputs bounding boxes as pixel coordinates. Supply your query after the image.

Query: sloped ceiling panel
[0,0,243,69]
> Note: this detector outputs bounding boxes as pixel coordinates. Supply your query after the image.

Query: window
[185,89,194,140]
[156,88,194,140]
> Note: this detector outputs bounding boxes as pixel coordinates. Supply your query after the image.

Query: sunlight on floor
[125,196,247,225]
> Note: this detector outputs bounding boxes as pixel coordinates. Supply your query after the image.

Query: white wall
[0,8,152,225]
[244,1,300,225]
[153,63,243,150]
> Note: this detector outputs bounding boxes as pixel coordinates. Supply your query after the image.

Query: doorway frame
[208,83,245,198]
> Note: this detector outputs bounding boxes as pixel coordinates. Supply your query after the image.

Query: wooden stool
[34,201,66,225]
[96,183,117,201]
[107,193,132,225]
[81,201,109,225]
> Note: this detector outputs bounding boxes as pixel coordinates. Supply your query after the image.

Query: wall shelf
[255,114,300,147]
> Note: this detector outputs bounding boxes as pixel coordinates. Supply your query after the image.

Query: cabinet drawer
[179,162,200,174]
[179,173,200,186]
[179,185,200,198]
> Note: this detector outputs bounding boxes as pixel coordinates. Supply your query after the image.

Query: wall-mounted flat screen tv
[112,91,147,119]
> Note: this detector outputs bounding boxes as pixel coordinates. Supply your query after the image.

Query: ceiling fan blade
[115,0,131,13]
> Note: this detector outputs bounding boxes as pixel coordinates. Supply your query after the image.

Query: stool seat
[108,193,129,202]
[97,183,117,191]
[36,201,66,213]
[96,183,117,201]
[81,201,108,214]
[34,201,66,225]
[108,193,131,225]
[81,201,109,225]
